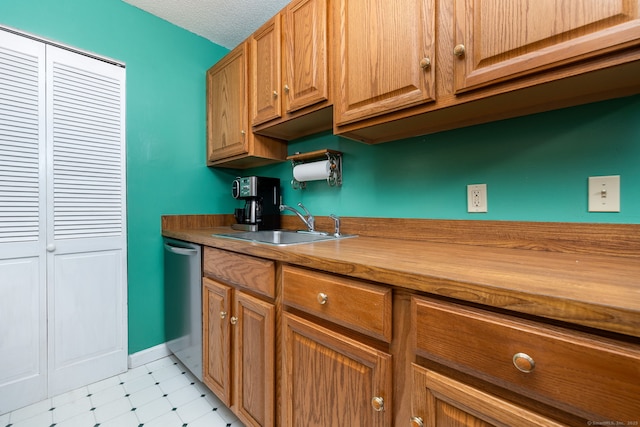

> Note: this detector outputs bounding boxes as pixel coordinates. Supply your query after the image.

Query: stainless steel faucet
[279,202,315,232]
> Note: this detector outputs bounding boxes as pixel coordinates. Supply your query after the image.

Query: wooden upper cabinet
[251,16,282,126]
[453,0,640,93]
[250,0,332,140]
[283,0,329,113]
[333,0,436,126]
[210,0,640,147]
[207,43,248,162]
[207,42,286,168]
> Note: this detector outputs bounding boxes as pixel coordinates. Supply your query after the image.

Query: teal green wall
[254,95,640,224]
[0,0,236,354]
[3,0,638,357]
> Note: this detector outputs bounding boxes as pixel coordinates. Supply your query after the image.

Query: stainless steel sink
[213,230,356,246]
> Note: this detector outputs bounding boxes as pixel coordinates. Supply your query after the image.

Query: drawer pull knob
[454,44,466,57]
[419,57,431,69]
[317,292,328,305]
[220,311,227,319]
[371,396,384,412]
[230,316,238,325]
[513,352,535,373]
[410,416,424,427]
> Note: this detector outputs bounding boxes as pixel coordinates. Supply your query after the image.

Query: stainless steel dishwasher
[163,237,202,381]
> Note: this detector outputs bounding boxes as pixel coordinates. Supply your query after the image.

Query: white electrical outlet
[467,184,487,213]
[588,175,620,212]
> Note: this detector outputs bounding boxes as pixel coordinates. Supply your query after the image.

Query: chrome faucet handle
[279,203,315,232]
[329,214,341,237]
[297,203,315,231]
[297,202,311,216]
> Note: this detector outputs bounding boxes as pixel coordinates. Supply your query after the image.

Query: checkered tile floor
[0,356,244,427]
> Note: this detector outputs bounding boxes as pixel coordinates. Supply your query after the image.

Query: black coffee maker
[232,176,281,231]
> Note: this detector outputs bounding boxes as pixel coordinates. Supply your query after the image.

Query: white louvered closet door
[0,29,126,414]
[0,30,48,415]
[45,45,127,396]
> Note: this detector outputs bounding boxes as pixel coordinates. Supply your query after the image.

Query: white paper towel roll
[293,160,332,182]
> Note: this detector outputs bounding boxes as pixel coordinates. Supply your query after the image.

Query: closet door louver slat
[51,63,123,240]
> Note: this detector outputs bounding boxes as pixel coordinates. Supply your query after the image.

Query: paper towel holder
[287,149,342,189]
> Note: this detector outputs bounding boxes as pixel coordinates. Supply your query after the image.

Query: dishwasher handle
[164,242,198,256]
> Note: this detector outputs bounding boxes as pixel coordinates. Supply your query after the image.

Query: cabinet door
[282,312,392,427]
[46,45,128,397]
[453,0,640,93]
[411,364,567,427]
[282,0,329,113]
[202,277,232,406]
[207,43,248,163]
[334,0,436,125]
[234,291,275,427]
[251,16,282,126]
[0,30,47,413]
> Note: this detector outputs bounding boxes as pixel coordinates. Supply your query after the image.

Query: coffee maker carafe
[232,176,281,231]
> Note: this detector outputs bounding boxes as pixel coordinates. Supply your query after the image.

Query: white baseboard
[128,343,172,369]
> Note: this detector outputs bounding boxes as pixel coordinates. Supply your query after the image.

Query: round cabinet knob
[454,44,466,57]
[273,90,278,98]
[220,311,227,319]
[512,352,535,373]
[371,396,384,412]
[284,84,290,93]
[419,57,431,69]
[410,416,425,427]
[317,292,328,305]
[46,244,56,252]
[240,130,246,136]
[230,316,238,325]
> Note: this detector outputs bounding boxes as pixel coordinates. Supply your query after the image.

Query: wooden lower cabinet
[410,295,640,426]
[203,277,275,427]
[203,278,232,405]
[411,364,566,427]
[197,249,638,426]
[282,312,393,427]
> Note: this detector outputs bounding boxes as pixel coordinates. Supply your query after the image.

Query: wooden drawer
[203,247,275,298]
[413,296,640,422]
[282,265,392,342]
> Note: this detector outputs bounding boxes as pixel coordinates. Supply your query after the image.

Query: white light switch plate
[588,175,620,212]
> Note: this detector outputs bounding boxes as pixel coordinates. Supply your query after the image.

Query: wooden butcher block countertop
[162,215,640,339]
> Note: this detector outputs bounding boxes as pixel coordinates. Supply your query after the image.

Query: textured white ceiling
[123,0,290,49]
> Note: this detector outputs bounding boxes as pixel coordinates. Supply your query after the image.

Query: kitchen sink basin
[213,229,356,246]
